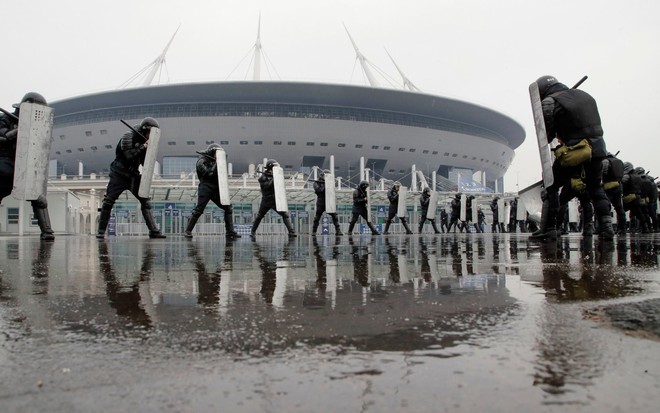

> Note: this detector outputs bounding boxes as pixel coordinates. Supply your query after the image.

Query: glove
[5,128,17,140]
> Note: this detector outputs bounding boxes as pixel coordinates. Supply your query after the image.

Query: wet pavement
[1,233,660,412]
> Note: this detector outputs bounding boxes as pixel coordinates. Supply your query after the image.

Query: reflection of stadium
[50,81,524,190]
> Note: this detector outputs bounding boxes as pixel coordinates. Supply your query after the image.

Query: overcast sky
[4,0,658,191]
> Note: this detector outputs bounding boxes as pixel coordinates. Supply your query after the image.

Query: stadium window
[85,131,92,137]
[422,150,429,154]
[320,142,328,147]
[274,141,282,145]
[288,141,296,146]
[337,143,346,148]
[284,165,293,169]
[205,140,215,145]
[254,141,263,145]
[59,135,65,140]
[307,142,315,146]
[372,145,379,150]
[398,148,405,152]
[383,146,391,150]
[66,149,72,153]
[186,141,195,145]
[444,152,450,156]
[472,157,477,160]
[432,151,438,155]
[78,148,84,152]
[389,169,396,173]
[168,141,176,146]
[462,155,468,159]
[399,169,405,173]
[55,151,61,155]
[7,208,19,225]
[100,129,107,135]
[452,153,458,157]
[355,144,363,148]
[409,149,416,152]
[91,146,98,151]
[105,145,112,149]
[220,141,229,145]
[240,141,248,145]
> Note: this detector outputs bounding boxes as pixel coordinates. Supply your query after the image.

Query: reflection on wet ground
[1,234,660,411]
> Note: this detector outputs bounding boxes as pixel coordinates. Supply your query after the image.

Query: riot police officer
[418,187,440,234]
[250,159,296,238]
[621,162,650,233]
[184,144,240,239]
[383,181,413,235]
[0,92,55,240]
[96,117,165,239]
[347,180,380,235]
[601,153,627,234]
[311,169,342,235]
[638,167,658,232]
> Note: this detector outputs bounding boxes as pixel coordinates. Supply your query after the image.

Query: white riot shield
[366,188,372,222]
[215,148,231,206]
[427,191,438,220]
[12,102,54,200]
[529,82,554,188]
[459,194,467,221]
[504,202,511,225]
[138,127,161,198]
[273,166,289,212]
[497,198,505,222]
[518,181,543,223]
[325,173,336,213]
[471,202,478,224]
[568,199,579,223]
[397,187,408,217]
[516,200,527,221]
[397,254,409,283]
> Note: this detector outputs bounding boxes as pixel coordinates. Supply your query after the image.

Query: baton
[120,119,149,141]
[0,107,19,122]
[571,75,588,89]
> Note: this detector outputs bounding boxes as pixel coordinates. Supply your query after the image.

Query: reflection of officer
[448,194,462,233]
[251,159,296,238]
[97,117,166,239]
[31,241,53,295]
[418,187,440,234]
[253,239,293,305]
[639,168,658,232]
[184,144,240,239]
[383,182,413,235]
[189,240,235,306]
[0,92,55,240]
[306,238,330,308]
[349,236,370,287]
[98,241,153,327]
[347,180,380,235]
[312,169,342,235]
[490,197,500,233]
[440,209,449,233]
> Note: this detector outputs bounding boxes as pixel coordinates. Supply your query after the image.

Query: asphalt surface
[1,233,659,412]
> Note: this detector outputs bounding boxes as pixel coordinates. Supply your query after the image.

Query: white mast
[344,24,378,87]
[385,49,420,92]
[253,13,263,80]
[143,25,180,86]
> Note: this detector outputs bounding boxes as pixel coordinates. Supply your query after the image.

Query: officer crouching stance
[383,181,413,235]
[0,93,55,240]
[184,144,240,239]
[250,159,296,238]
[347,180,380,235]
[312,169,342,235]
[96,118,166,239]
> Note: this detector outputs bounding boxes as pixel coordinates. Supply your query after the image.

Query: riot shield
[273,166,289,212]
[325,173,336,213]
[366,187,372,222]
[497,198,505,223]
[516,200,527,221]
[529,81,554,188]
[459,194,467,222]
[12,102,54,200]
[518,181,543,223]
[427,191,438,220]
[568,199,579,224]
[471,201,478,224]
[397,186,408,217]
[215,148,231,206]
[138,127,161,199]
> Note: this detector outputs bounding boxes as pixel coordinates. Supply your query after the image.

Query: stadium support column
[411,165,417,191]
[432,171,437,191]
[360,157,365,181]
[330,155,335,177]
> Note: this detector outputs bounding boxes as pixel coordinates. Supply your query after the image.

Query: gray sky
[4,0,659,191]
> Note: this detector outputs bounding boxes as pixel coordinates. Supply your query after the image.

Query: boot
[251,214,263,238]
[597,214,614,240]
[367,222,380,235]
[142,208,166,239]
[184,214,200,239]
[582,222,594,237]
[312,216,320,235]
[224,212,241,238]
[529,200,558,241]
[283,215,297,237]
[332,214,343,235]
[96,208,112,239]
[348,220,356,235]
[431,220,440,234]
[383,220,391,235]
[34,207,55,241]
[401,219,413,235]
[418,222,424,234]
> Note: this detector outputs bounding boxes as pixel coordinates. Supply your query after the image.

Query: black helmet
[536,75,560,99]
[422,186,431,194]
[265,159,279,170]
[13,92,47,108]
[139,117,159,132]
[634,166,645,175]
[623,162,634,174]
[205,143,222,155]
[359,180,369,189]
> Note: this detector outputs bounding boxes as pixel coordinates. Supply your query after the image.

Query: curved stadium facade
[50,81,524,189]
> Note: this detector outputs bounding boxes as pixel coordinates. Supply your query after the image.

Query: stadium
[49,80,524,191]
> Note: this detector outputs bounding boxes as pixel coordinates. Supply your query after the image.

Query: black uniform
[640,173,658,231]
[440,209,448,233]
[0,111,54,240]
[383,186,412,234]
[418,190,440,234]
[312,178,342,235]
[97,129,165,238]
[622,169,649,233]
[250,167,296,237]
[347,184,379,235]
[490,198,500,233]
[601,155,626,233]
[184,153,239,238]
[541,82,613,239]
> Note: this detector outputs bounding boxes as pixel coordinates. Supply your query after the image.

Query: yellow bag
[571,177,586,192]
[554,139,592,167]
[603,181,620,191]
[623,194,637,204]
